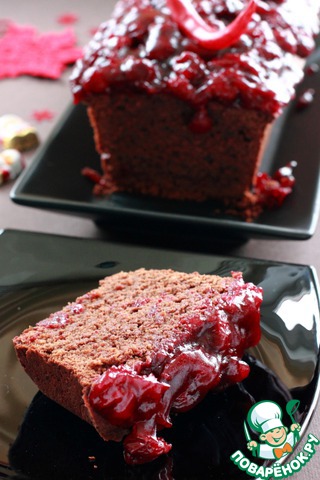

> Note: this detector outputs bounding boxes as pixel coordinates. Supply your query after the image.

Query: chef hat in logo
[247,401,284,434]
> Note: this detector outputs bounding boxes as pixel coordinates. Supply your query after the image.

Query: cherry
[296,88,315,110]
[255,161,297,208]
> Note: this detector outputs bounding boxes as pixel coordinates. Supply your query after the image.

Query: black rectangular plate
[0,230,320,479]
[10,49,320,240]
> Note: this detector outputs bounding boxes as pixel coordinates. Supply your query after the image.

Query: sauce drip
[255,160,297,208]
[88,275,262,464]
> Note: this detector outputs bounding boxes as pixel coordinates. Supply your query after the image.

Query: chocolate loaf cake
[71,0,320,214]
[13,268,262,464]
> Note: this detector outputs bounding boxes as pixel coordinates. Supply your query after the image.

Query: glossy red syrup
[306,63,320,75]
[81,166,102,184]
[255,160,297,208]
[296,88,315,110]
[71,0,318,119]
[88,274,263,464]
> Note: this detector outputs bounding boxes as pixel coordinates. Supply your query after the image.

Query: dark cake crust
[14,268,262,463]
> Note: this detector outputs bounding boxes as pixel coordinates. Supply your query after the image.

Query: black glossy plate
[10,49,320,240]
[0,229,320,479]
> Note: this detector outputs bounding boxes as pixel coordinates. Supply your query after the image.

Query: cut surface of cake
[70,0,320,216]
[13,268,263,464]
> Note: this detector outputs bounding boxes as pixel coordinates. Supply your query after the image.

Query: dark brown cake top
[71,0,320,115]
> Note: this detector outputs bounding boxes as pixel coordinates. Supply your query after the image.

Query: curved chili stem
[166,0,257,50]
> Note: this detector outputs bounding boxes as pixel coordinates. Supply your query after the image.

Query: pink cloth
[0,20,82,79]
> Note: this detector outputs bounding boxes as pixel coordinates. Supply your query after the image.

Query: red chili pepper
[166,0,257,50]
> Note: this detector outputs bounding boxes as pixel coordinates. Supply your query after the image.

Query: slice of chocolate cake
[13,268,263,464]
